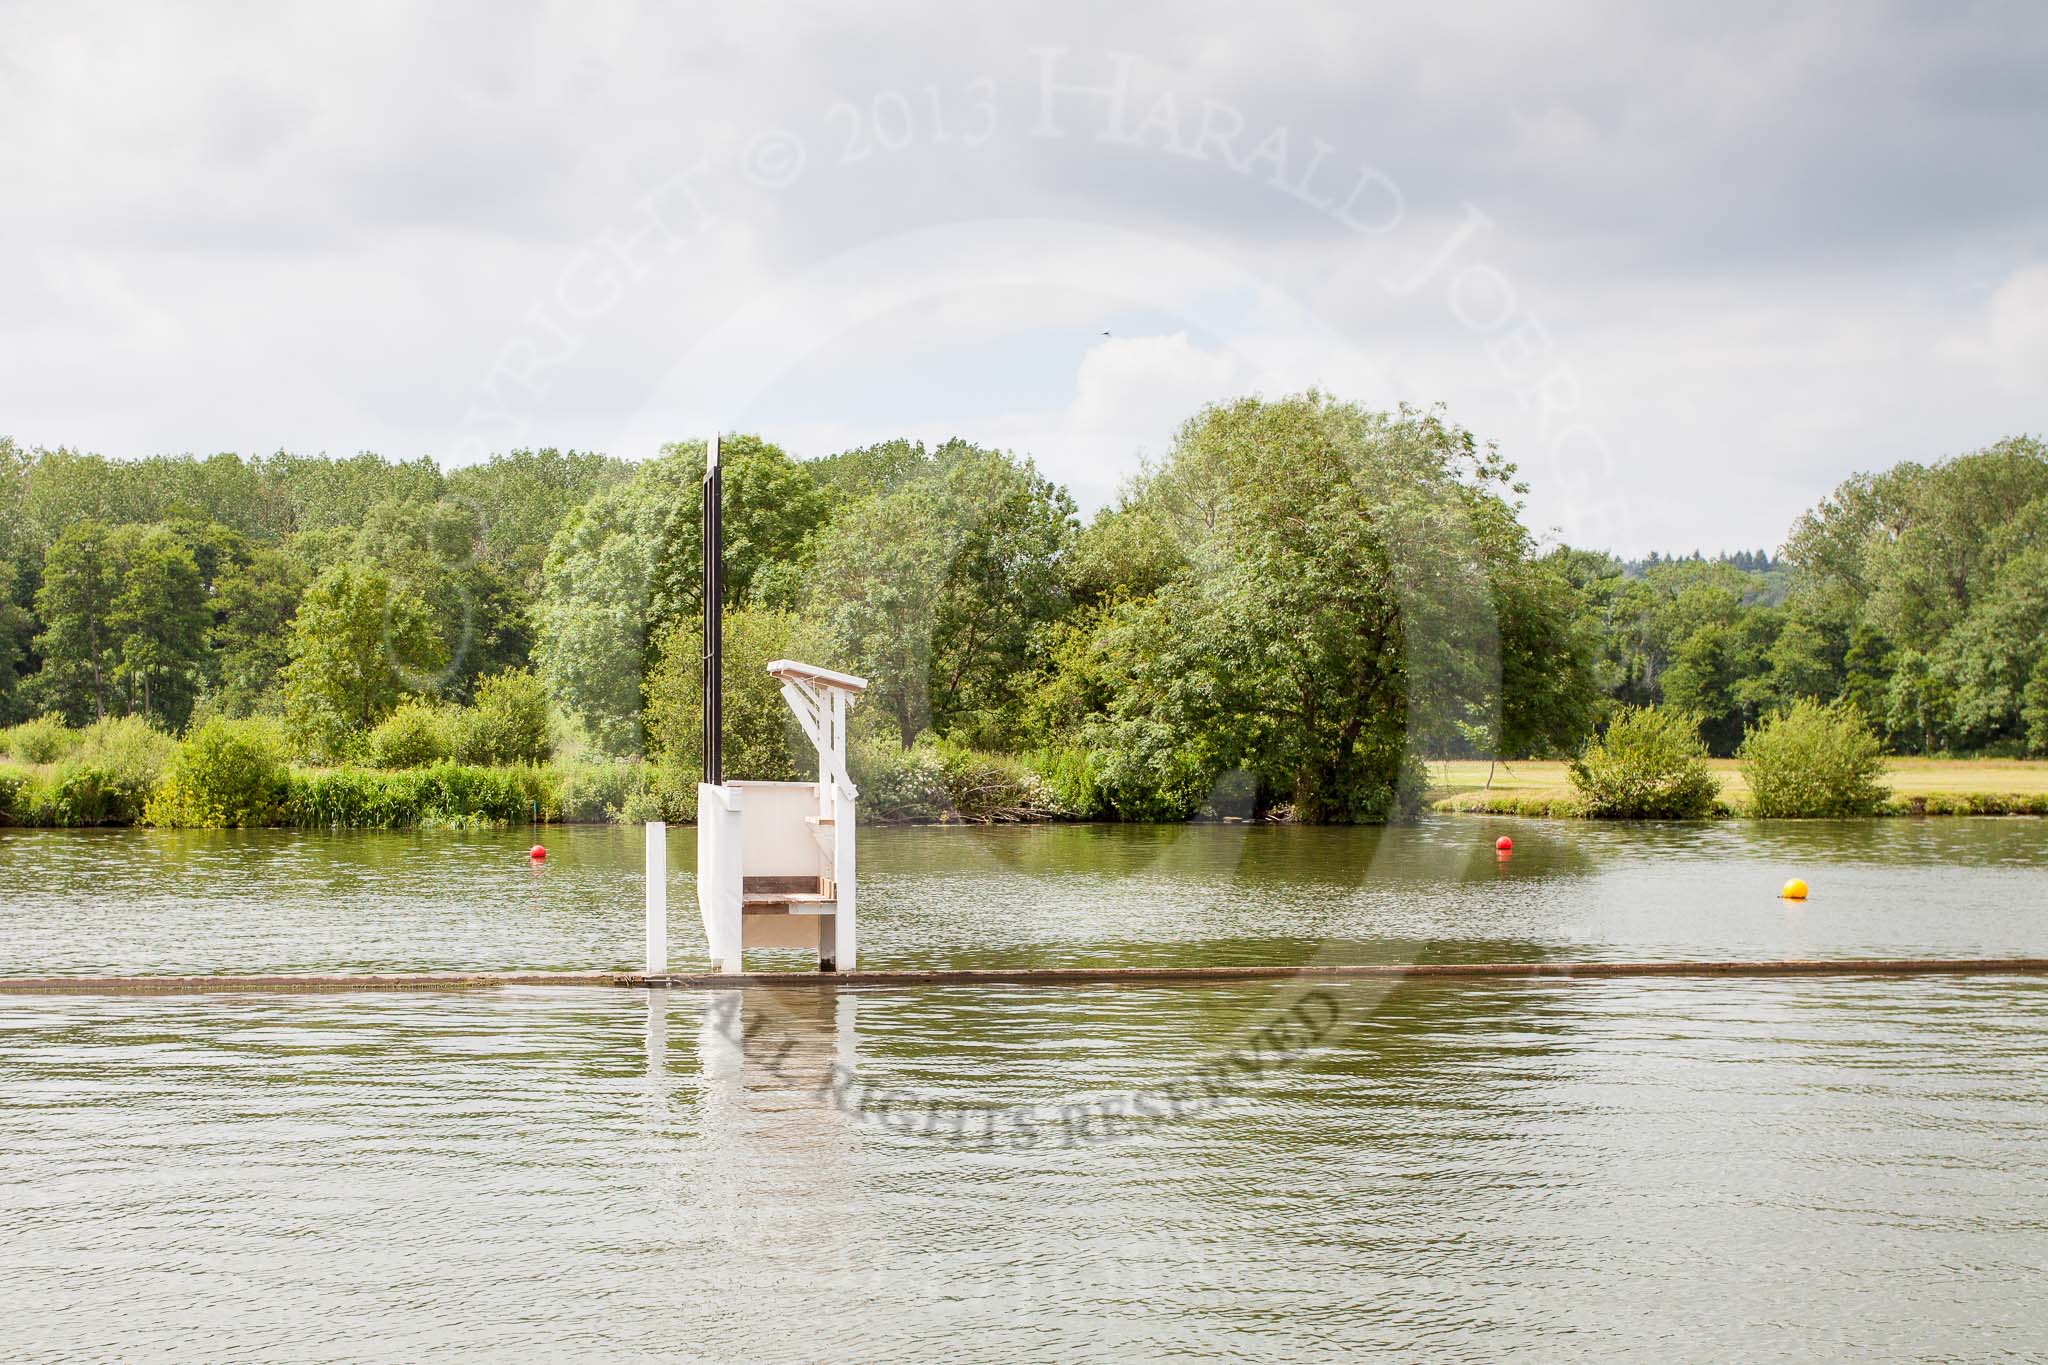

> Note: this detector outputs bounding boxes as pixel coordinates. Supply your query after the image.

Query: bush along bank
[0,716,175,826]
[1737,699,1888,818]
[0,713,655,830]
[1434,703,2045,820]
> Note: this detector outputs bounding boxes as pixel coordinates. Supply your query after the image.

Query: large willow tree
[1045,393,1594,823]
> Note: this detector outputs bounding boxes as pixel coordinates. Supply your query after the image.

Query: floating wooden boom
[5,959,2046,994]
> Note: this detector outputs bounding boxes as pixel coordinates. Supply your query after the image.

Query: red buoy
[1495,835,1513,852]
[529,844,547,861]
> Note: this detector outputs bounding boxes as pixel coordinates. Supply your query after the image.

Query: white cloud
[1070,332,1243,433]
[1986,264,2048,385]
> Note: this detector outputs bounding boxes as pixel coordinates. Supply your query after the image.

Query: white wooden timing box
[693,659,866,973]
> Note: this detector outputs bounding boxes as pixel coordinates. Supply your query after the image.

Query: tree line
[1,406,2042,823]
[1547,433,2048,759]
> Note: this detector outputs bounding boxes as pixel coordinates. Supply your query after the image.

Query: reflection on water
[3,977,2045,1360]
[3,816,2046,976]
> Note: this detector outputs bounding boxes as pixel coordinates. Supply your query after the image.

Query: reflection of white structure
[642,988,875,1287]
[689,988,860,1093]
[696,660,867,974]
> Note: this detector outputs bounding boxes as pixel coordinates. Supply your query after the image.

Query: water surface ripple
[3,820,2046,1359]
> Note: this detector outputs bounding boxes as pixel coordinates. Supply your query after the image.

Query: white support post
[645,821,668,975]
[831,687,856,971]
[834,788,857,971]
[763,659,866,975]
[698,783,745,974]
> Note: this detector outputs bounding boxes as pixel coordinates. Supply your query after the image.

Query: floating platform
[1,957,2046,995]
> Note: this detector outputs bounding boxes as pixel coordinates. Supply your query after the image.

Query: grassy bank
[1430,757,2048,818]
[8,714,2046,830]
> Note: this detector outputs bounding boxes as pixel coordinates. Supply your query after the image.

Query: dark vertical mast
[702,434,723,786]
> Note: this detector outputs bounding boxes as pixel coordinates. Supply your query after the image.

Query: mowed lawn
[1429,756,2048,804]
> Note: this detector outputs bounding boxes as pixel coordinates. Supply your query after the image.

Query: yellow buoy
[1780,878,1809,901]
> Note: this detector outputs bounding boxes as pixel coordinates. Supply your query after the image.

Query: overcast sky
[4,1,2043,553]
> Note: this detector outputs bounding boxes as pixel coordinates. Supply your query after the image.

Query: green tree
[0,436,29,549]
[1043,394,1538,823]
[18,448,134,534]
[350,496,531,700]
[1865,439,2048,649]
[1761,613,1838,702]
[647,434,828,615]
[804,437,936,506]
[2022,654,2048,757]
[452,667,553,765]
[1063,500,1188,606]
[799,440,1077,750]
[209,548,311,716]
[1840,624,1895,730]
[1884,650,1953,755]
[1783,437,2048,752]
[535,436,822,752]
[30,520,121,722]
[281,563,445,759]
[155,517,249,591]
[1660,614,1780,756]
[535,499,665,753]
[924,444,1077,745]
[1929,546,2048,751]
[106,525,208,729]
[644,608,802,781]
[0,438,43,718]
[1542,548,1650,705]
[445,447,631,595]
[260,451,446,534]
[1493,559,1602,759]
[0,559,33,724]
[1781,464,1921,625]
[798,483,953,748]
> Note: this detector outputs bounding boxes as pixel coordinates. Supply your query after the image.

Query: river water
[2,820,2045,1360]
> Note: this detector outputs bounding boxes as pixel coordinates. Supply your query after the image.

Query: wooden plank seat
[741,875,836,914]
